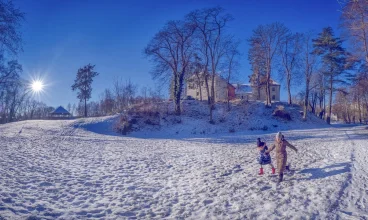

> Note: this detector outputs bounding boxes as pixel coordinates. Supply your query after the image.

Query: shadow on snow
[297,162,351,181]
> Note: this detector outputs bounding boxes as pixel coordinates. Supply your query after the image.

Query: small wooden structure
[50,106,72,118]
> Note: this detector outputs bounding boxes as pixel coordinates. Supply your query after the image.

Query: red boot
[259,167,264,175]
[272,167,276,174]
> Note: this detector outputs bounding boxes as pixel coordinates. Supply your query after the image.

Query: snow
[1,111,368,219]
[111,101,329,138]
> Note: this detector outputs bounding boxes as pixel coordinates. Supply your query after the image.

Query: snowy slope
[0,119,367,219]
[77,100,328,138]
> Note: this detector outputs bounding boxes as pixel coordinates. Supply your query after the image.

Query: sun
[31,80,44,93]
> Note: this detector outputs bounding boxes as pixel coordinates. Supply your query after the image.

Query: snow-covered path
[0,120,367,219]
[334,127,368,219]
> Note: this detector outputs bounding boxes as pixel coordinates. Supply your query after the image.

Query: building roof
[51,106,71,115]
[269,79,280,86]
[232,84,252,94]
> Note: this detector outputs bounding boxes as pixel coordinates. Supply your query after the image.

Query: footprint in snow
[203,199,213,205]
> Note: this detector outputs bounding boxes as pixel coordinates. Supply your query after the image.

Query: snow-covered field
[1,119,368,219]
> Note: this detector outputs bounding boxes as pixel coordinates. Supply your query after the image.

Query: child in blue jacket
[257,138,275,175]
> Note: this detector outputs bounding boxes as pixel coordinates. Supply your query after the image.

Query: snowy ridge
[73,100,328,138]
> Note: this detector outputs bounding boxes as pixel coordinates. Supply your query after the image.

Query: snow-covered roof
[51,106,71,115]
[270,79,280,85]
[233,84,252,94]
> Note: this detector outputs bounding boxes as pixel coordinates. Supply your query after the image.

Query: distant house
[232,84,253,100]
[185,74,236,102]
[50,106,72,118]
[233,79,281,102]
[175,73,280,103]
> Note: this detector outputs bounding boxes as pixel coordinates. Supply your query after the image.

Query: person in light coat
[266,132,298,183]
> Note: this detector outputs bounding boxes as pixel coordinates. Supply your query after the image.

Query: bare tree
[99,88,114,115]
[113,77,137,112]
[67,103,72,113]
[145,20,196,115]
[113,77,124,112]
[301,32,318,120]
[0,0,24,56]
[248,22,290,107]
[279,32,303,105]
[187,7,233,122]
[352,65,368,122]
[0,0,24,124]
[187,54,205,101]
[141,86,148,103]
[224,39,240,111]
[339,0,368,63]
[249,39,267,100]
[71,103,76,116]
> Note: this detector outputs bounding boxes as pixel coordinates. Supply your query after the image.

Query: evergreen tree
[71,64,99,117]
[312,27,349,124]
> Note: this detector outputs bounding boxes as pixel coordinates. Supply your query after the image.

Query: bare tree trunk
[204,74,210,105]
[327,76,333,124]
[323,89,326,120]
[287,73,292,105]
[266,79,271,107]
[266,59,272,107]
[84,98,87,117]
[358,95,362,123]
[196,75,202,101]
[203,72,212,122]
[265,62,272,107]
[174,73,185,115]
[257,70,261,100]
[227,73,231,111]
[303,80,310,120]
[227,88,230,112]
[312,93,317,114]
[209,73,215,123]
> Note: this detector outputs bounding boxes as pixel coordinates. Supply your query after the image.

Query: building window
[272,87,275,92]
[196,92,199,96]
[272,95,276,100]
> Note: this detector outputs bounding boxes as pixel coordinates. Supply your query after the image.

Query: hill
[75,100,328,138]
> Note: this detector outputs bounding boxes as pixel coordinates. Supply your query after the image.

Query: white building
[185,74,236,102]
[232,79,281,102]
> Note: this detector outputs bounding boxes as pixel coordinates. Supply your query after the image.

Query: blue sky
[16,0,342,107]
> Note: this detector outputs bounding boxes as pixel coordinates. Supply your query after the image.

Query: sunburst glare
[27,74,50,101]
[31,80,44,93]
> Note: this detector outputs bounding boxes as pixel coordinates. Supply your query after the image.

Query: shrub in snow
[249,125,268,131]
[272,105,292,121]
[113,115,132,135]
[144,118,159,126]
[171,116,181,124]
[128,102,161,118]
[229,128,235,133]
